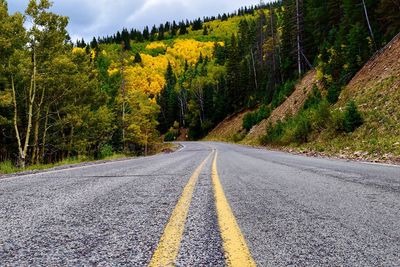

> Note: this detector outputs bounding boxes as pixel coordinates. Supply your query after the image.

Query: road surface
[1,142,399,266]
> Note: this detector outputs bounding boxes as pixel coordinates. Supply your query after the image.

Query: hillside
[205,70,319,144]
[307,33,400,161]
[205,109,251,142]
[244,70,319,144]
[206,33,400,162]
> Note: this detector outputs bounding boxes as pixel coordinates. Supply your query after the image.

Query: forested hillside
[1,0,399,170]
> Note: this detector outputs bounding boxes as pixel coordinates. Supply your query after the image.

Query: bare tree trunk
[11,71,24,168]
[269,5,278,86]
[57,110,66,161]
[67,126,74,159]
[120,50,127,152]
[31,85,46,164]
[250,49,258,91]
[10,43,37,168]
[31,114,39,164]
[178,97,185,127]
[144,129,149,156]
[178,89,187,127]
[361,0,376,49]
[296,0,302,77]
[193,85,204,126]
[41,107,50,162]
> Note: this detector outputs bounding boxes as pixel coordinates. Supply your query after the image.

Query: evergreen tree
[203,26,208,35]
[179,21,188,35]
[143,26,149,40]
[157,62,178,133]
[343,100,363,132]
[158,24,165,40]
[376,0,400,40]
[133,52,142,64]
[226,34,242,112]
[121,28,131,50]
[192,18,203,31]
[171,21,178,36]
[90,37,98,50]
[150,25,158,41]
[280,0,297,81]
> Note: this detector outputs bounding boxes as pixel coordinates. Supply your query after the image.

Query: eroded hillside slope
[206,33,400,162]
[243,70,318,144]
[312,33,400,161]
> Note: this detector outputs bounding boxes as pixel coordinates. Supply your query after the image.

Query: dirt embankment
[243,70,319,144]
[206,33,400,163]
[204,109,252,142]
[205,70,319,144]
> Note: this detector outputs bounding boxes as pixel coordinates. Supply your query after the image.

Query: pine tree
[280,0,296,81]
[133,52,142,64]
[90,37,98,50]
[158,24,165,40]
[179,21,188,35]
[157,62,178,132]
[226,34,242,112]
[376,0,400,40]
[150,25,158,41]
[343,100,363,132]
[203,26,208,35]
[143,26,149,40]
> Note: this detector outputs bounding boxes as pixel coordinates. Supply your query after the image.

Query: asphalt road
[1,142,399,266]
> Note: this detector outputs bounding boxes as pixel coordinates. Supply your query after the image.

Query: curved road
[1,142,399,266]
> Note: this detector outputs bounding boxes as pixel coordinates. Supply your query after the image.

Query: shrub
[330,109,345,132]
[201,119,214,134]
[262,121,285,145]
[243,113,256,131]
[271,80,297,108]
[0,161,17,174]
[242,105,271,132]
[233,131,246,142]
[310,100,331,131]
[327,84,341,104]
[293,114,312,143]
[343,100,363,132]
[164,121,180,141]
[99,144,113,159]
[303,85,322,110]
[164,131,176,141]
[257,105,271,122]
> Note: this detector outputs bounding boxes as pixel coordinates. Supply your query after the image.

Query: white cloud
[8,0,264,41]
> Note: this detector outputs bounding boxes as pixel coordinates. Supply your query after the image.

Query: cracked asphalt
[1,142,399,266]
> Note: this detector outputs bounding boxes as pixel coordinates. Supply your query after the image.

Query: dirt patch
[309,33,400,159]
[176,128,189,141]
[243,70,319,144]
[339,33,400,105]
[205,109,252,142]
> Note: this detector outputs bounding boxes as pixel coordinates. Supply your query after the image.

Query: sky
[8,0,263,42]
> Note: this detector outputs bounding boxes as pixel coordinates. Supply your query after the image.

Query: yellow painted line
[148,151,213,267]
[212,151,257,267]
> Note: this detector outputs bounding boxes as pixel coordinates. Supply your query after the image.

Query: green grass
[0,154,129,175]
[0,142,182,175]
[0,161,18,174]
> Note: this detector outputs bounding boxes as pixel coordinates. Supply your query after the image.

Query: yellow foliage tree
[125,89,160,155]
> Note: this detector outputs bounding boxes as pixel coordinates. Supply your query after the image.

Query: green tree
[126,90,160,155]
[157,62,178,133]
[26,0,69,164]
[343,100,363,133]
[0,0,27,165]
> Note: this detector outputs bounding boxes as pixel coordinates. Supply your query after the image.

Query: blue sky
[8,0,263,42]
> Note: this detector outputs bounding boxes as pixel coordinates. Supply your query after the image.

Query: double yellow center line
[149,150,256,267]
[148,152,212,266]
